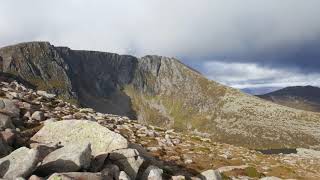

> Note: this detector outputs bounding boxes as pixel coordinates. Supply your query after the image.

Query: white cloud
[1,0,320,89]
[203,61,320,88]
[0,0,320,58]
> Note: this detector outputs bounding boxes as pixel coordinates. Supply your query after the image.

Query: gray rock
[199,170,222,180]
[30,143,60,161]
[119,171,131,180]
[48,172,104,180]
[296,148,320,158]
[109,148,145,180]
[0,137,11,157]
[0,129,16,146]
[101,163,120,180]
[172,176,186,180]
[43,118,57,125]
[14,177,26,180]
[28,175,45,180]
[259,177,282,180]
[23,111,31,119]
[128,143,156,162]
[0,147,39,179]
[36,143,92,175]
[36,91,56,99]
[31,111,45,121]
[31,120,128,156]
[89,153,109,172]
[0,114,14,130]
[0,98,20,117]
[141,165,163,180]
[190,177,201,180]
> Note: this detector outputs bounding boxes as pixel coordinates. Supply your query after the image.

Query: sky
[1,0,320,94]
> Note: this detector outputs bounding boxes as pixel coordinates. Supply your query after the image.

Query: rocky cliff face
[1,42,320,150]
[0,42,72,99]
[0,42,138,118]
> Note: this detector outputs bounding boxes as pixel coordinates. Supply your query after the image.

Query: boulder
[43,118,57,125]
[0,137,11,157]
[296,148,320,158]
[31,120,128,156]
[119,171,131,180]
[48,172,104,180]
[172,176,186,180]
[28,175,45,180]
[0,147,39,179]
[0,114,15,130]
[101,163,120,179]
[0,129,16,146]
[109,148,145,179]
[259,177,282,180]
[0,98,20,117]
[30,142,60,161]
[199,170,222,180]
[141,165,163,180]
[35,143,92,175]
[31,111,45,121]
[36,91,56,99]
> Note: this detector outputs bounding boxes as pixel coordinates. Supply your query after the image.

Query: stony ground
[0,79,319,180]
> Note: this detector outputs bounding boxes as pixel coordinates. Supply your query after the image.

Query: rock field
[0,78,320,180]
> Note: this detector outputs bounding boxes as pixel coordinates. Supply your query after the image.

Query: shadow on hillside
[0,72,36,89]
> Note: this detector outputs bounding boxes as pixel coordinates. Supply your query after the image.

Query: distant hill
[241,87,281,95]
[258,86,320,112]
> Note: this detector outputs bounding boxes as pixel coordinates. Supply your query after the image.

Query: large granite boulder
[35,143,92,175]
[31,120,128,156]
[0,147,39,179]
[36,90,56,99]
[141,165,163,180]
[48,172,104,180]
[199,170,222,180]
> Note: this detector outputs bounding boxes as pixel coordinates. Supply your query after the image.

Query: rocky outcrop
[200,170,222,180]
[0,42,73,100]
[31,120,128,156]
[141,165,163,180]
[0,147,39,179]
[47,172,105,180]
[35,143,92,175]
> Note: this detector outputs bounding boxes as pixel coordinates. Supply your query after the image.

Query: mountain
[258,86,320,112]
[1,42,320,150]
[1,78,319,179]
[241,87,281,95]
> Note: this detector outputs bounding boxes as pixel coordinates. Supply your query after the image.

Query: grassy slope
[124,57,320,150]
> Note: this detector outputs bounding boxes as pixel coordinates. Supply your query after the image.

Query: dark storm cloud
[1,0,320,88]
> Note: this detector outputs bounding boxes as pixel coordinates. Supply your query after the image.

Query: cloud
[1,1,320,56]
[203,61,320,89]
[1,0,320,88]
